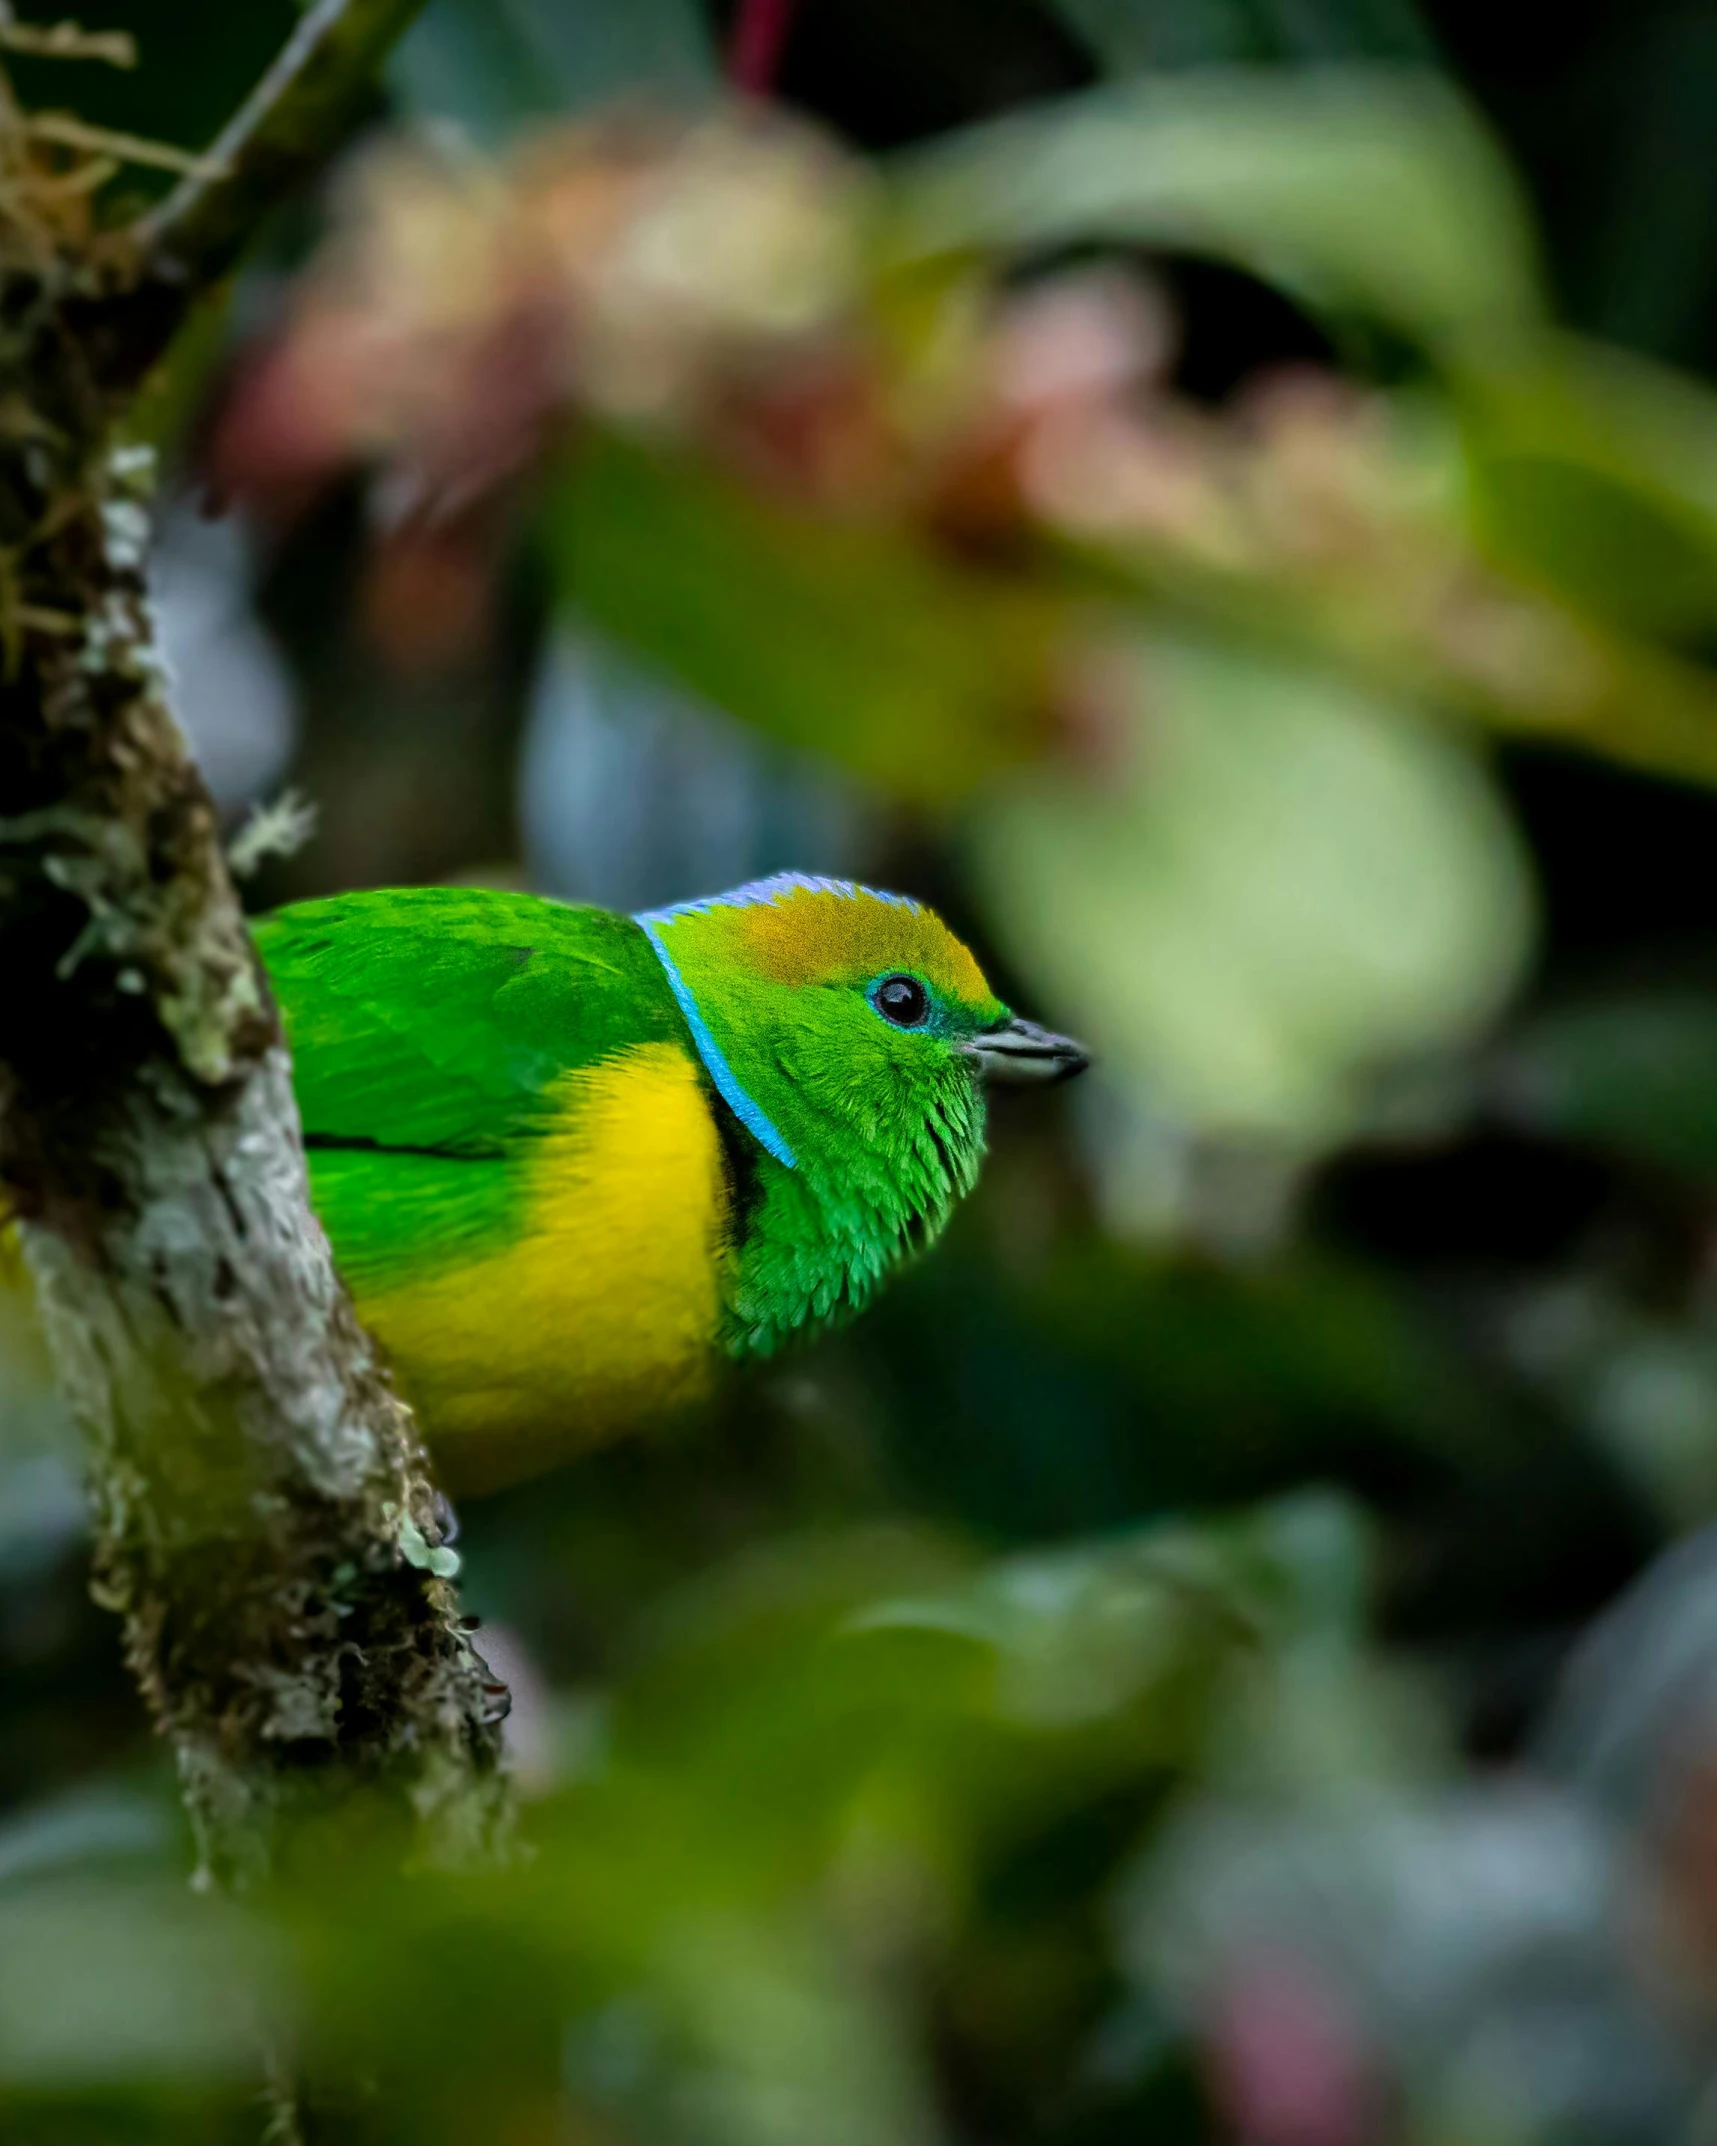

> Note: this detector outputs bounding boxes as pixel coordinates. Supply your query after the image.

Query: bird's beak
[965,1016,1091,1085]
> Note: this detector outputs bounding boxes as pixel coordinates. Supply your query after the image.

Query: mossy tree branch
[0,0,508,1888]
[136,0,429,300]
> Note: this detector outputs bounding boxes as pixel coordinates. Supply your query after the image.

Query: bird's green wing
[254,887,681,1287]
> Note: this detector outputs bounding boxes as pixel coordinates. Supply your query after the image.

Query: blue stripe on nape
[640,871,920,923]
[635,916,799,1171]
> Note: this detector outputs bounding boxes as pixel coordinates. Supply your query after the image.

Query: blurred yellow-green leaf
[972,637,1534,1137]
[1464,336,1717,647]
[549,432,1068,804]
[889,71,1546,366]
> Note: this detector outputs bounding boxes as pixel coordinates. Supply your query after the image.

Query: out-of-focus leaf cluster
[6,1475,1714,2145]
[0,1499,1418,2141]
[199,65,1717,1147]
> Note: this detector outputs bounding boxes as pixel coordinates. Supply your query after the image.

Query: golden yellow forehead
[653,878,996,1007]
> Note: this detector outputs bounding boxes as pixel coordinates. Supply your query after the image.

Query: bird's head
[635,873,1087,1191]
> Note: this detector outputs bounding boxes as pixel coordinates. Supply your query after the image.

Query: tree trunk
[0,0,507,1889]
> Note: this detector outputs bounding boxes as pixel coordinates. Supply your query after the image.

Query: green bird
[254,872,1088,1488]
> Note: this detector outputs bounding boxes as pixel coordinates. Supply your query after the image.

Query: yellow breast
[358,1042,728,1490]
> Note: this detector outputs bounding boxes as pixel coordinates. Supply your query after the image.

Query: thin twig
[135,0,430,289]
[36,155,118,201]
[25,112,224,176]
[0,20,137,68]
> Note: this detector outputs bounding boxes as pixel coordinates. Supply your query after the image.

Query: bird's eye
[873,974,931,1028]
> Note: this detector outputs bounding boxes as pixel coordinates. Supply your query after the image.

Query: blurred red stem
[727,0,801,95]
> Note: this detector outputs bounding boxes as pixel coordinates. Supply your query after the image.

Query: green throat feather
[634,874,1002,1354]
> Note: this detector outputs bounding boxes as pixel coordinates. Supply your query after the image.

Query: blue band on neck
[636,917,798,1170]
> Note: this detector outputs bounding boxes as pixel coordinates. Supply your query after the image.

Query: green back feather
[255,888,680,1288]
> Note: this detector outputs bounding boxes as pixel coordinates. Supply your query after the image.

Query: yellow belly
[358,1043,728,1490]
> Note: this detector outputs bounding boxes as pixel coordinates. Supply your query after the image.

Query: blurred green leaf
[1578,9,1717,369]
[1048,0,1437,72]
[0,1788,176,1895]
[0,1880,266,2085]
[1466,337,1717,647]
[859,1492,1368,1729]
[547,433,1066,806]
[868,1231,1476,1543]
[971,637,1533,1137]
[1496,1281,1717,1528]
[390,0,716,145]
[889,70,1545,365]
[1050,0,1262,70]
[642,1920,938,2146]
[1499,993,1717,1177]
[278,1501,1378,2141]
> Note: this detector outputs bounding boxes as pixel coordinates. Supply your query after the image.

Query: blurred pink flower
[1207,1955,1382,2146]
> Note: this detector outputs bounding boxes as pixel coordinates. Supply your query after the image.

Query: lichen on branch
[0,0,505,1888]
